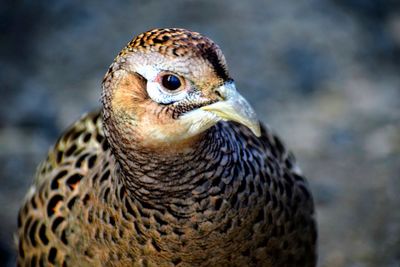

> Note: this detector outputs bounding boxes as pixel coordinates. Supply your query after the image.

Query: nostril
[214,89,223,99]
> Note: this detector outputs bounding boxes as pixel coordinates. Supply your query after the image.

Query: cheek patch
[112,71,147,113]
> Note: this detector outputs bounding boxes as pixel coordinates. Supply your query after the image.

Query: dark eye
[161,74,182,91]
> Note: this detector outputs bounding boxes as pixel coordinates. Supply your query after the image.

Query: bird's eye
[161,74,182,91]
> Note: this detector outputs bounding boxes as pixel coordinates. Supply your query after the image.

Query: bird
[16,28,317,267]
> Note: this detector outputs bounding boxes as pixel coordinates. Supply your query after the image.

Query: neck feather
[109,124,236,202]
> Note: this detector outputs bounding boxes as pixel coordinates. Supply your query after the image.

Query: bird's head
[102,28,260,151]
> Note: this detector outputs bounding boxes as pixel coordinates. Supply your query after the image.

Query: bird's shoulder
[33,110,109,186]
[16,110,113,266]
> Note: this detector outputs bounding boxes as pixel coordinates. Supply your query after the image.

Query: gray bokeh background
[1,0,400,266]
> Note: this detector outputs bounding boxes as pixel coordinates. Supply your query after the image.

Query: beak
[201,82,261,137]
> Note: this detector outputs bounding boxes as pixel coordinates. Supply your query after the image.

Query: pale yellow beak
[201,82,261,137]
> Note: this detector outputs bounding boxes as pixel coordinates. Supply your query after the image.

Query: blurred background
[1,0,400,266]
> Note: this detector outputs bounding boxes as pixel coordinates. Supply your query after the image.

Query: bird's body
[17,28,317,267]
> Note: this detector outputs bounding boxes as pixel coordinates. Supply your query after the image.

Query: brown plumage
[16,28,317,267]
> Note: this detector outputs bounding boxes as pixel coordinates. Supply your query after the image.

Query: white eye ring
[147,79,188,104]
[155,72,187,96]
[136,65,188,104]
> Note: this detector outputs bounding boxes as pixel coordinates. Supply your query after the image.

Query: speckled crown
[119,28,229,80]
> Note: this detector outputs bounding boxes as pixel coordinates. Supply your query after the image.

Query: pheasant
[16,28,317,267]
